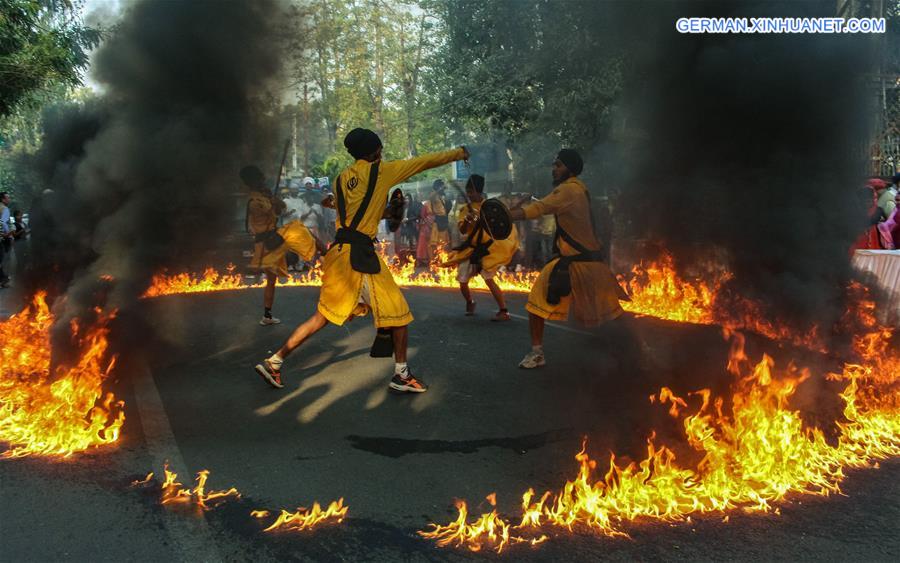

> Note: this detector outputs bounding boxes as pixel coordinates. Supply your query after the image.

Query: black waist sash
[333,161,381,274]
[453,208,493,270]
[546,189,604,305]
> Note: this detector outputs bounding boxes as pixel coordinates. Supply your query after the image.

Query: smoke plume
[617,0,878,332]
[26,0,284,332]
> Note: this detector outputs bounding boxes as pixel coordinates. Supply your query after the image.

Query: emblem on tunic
[348,177,359,190]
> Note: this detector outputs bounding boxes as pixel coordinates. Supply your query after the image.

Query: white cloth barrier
[852,250,900,325]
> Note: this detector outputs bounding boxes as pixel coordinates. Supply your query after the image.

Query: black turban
[556,149,583,176]
[239,165,265,189]
[344,128,383,160]
[465,174,485,194]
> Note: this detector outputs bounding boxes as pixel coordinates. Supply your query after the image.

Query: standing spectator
[877,189,900,249]
[851,185,883,252]
[0,192,12,287]
[10,209,29,275]
[417,194,434,266]
[871,178,897,220]
[392,194,407,260]
[299,191,324,239]
[405,192,421,249]
[428,180,450,254]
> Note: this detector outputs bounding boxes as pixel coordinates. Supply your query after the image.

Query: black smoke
[617,0,878,333]
[24,0,284,342]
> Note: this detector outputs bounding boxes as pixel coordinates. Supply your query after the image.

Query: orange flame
[421,330,900,553]
[0,293,124,458]
[132,463,241,509]
[142,252,537,298]
[252,499,348,532]
[619,253,724,324]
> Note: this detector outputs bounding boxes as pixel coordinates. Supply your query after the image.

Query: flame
[619,253,724,324]
[142,252,537,298]
[421,331,900,553]
[131,472,154,486]
[0,293,125,458]
[133,463,241,509]
[252,498,348,532]
[141,253,894,366]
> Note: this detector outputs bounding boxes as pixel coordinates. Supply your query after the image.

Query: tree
[281,0,452,179]
[0,0,100,118]
[430,0,629,193]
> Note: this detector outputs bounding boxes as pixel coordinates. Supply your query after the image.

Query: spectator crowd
[854,173,900,251]
[0,191,30,289]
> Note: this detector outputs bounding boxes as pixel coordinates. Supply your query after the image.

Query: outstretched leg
[278,310,329,359]
[255,310,329,388]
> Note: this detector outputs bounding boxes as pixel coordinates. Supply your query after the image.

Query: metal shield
[479,198,513,240]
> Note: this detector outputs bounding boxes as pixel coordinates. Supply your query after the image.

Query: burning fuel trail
[0,293,124,458]
[420,323,900,553]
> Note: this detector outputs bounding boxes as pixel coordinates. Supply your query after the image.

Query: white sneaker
[259,316,281,326]
[518,351,545,369]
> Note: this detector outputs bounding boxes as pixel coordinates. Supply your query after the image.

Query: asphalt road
[2,286,899,562]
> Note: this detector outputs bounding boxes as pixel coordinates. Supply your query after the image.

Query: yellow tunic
[318,147,466,327]
[442,200,519,272]
[522,177,624,326]
[248,193,316,278]
[428,192,450,249]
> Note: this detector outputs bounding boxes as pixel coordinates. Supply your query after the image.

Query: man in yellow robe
[242,165,322,326]
[255,128,468,392]
[508,149,627,368]
[442,175,518,321]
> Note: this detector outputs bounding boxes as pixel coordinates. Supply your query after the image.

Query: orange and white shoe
[388,373,428,393]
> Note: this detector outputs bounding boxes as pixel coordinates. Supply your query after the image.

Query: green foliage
[0,0,100,118]
[0,0,96,201]
[430,0,629,193]
[0,82,91,204]
[282,0,453,182]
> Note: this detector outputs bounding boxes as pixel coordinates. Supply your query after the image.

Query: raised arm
[381,147,468,186]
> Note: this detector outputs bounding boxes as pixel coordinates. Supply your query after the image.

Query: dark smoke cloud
[617,0,877,332]
[26,0,284,334]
